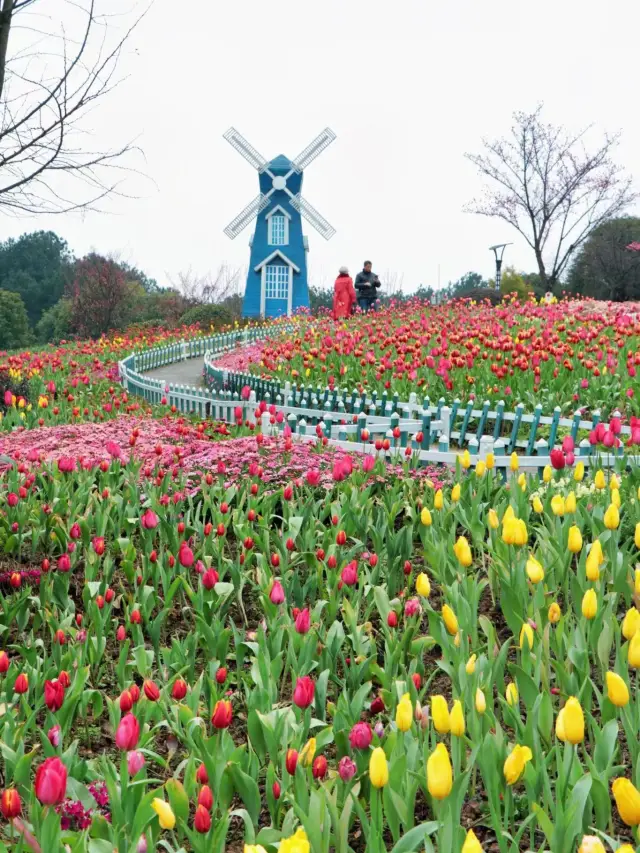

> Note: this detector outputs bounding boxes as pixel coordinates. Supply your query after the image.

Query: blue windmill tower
[222,127,337,318]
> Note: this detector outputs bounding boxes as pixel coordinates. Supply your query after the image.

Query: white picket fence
[118,331,639,473]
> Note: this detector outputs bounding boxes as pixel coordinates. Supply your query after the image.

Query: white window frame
[266,205,291,247]
[260,264,293,316]
[268,213,288,246]
[255,250,299,318]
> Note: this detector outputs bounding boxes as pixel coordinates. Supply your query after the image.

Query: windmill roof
[268,154,293,173]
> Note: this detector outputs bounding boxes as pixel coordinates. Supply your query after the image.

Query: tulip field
[0,299,640,853]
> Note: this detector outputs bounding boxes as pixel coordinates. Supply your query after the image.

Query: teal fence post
[509,403,524,452]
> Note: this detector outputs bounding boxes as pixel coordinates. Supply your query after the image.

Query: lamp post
[489,243,512,291]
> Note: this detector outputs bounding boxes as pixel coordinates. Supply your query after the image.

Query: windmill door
[263,262,291,317]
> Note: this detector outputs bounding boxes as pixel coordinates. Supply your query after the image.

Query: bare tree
[465,106,638,287]
[169,265,243,306]
[381,269,404,296]
[0,0,144,214]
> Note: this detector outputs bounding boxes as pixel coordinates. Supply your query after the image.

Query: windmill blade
[223,127,269,172]
[224,193,270,239]
[291,128,336,173]
[290,193,336,240]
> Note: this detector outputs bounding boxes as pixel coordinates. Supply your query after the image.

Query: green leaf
[165,778,190,824]
[228,763,261,825]
[389,821,440,853]
[88,841,114,853]
[565,773,592,847]
[532,803,554,847]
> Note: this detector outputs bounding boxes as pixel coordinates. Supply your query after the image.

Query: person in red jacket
[332,266,356,319]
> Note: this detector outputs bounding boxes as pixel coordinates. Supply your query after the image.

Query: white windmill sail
[291,128,336,173]
[223,128,269,172]
[290,194,336,240]
[224,194,270,239]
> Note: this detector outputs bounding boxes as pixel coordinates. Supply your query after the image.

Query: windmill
[222,127,337,318]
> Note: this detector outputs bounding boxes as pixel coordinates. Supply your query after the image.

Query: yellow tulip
[628,632,640,669]
[502,517,516,545]
[449,699,465,736]
[513,519,528,546]
[465,654,477,675]
[510,452,519,472]
[610,473,620,491]
[532,496,544,513]
[503,744,532,784]
[461,828,483,853]
[617,846,636,853]
[420,507,432,526]
[299,738,316,766]
[585,547,601,581]
[442,604,459,635]
[635,522,640,549]
[567,525,582,553]
[505,682,518,706]
[415,572,431,597]
[485,452,495,470]
[622,607,640,640]
[577,835,606,853]
[518,473,526,490]
[279,828,310,853]
[565,491,576,513]
[582,589,597,620]
[453,536,472,567]
[636,568,640,595]
[426,743,453,800]
[594,469,605,490]
[151,798,176,830]
[548,602,561,624]
[611,488,621,509]
[453,631,461,647]
[476,460,486,477]
[606,671,630,707]
[502,505,515,524]
[488,508,499,529]
[434,489,443,510]
[563,697,584,744]
[556,708,567,742]
[245,846,268,853]
[551,495,565,517]
[451,483,461,503]
[475,688,486,714]
[519,623,534,650]
[368,747,389,788]
[431,695,450,734]
[395,692,413,732]
[526,555,544,583]
[612,777,640,826]
[574,462,584,482]
[460,450,471,469]
[543,465,552,483]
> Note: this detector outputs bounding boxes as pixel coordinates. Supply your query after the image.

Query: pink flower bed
[0,415,446,489]
[210,342,266,371]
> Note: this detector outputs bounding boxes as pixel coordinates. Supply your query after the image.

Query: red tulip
[92,537,105,555]
[14,673,28,694]
[370,695,385,714]
[57,554,71,572]
[34,756,67,805]
[341,561,358,586]
[140,509,159,529]
[178,542,194,567]
[285,748,298,775]
[412,673,422,690]
[0,651,9,673]
[116,625,126,642]
[48,725,61,747]
[129,683,140,703]
[119,690,133,712]
[549,448,565,470]
[197,784,214,811]
[338,756,357,781]
[387,611,398,628]
[172,679,187,700]
[194,804,211,833]
[44,679,65,711]
[130,609,142,624]
[293,675,315,709]
[312,755,328,779]
[196,763,209,784]
[211,699,232,729]
[215,667,227,684]
[127,750,145,775]
[349,721,372,749]
[202,569,219,589]
[295,608,310,634]
[0,788,21,819]
[115,713,140,750]
[69,523,81,540]
[272,780,281,799]
[270,580,285,604]
[306,469,320,486]
[143,680,160,702]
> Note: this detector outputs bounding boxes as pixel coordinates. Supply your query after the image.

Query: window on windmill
[265,264,289,300]
[269,214,287,245]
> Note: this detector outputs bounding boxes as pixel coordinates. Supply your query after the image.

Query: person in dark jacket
[354,261,380,312]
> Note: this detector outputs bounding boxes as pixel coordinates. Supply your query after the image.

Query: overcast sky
[3,0,640,293]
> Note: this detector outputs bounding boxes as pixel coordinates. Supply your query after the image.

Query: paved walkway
[145,358,204,387]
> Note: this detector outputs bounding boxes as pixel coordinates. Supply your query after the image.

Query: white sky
[2,0,640,293]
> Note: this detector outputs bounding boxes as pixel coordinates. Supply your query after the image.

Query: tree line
[0,231,245,350]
